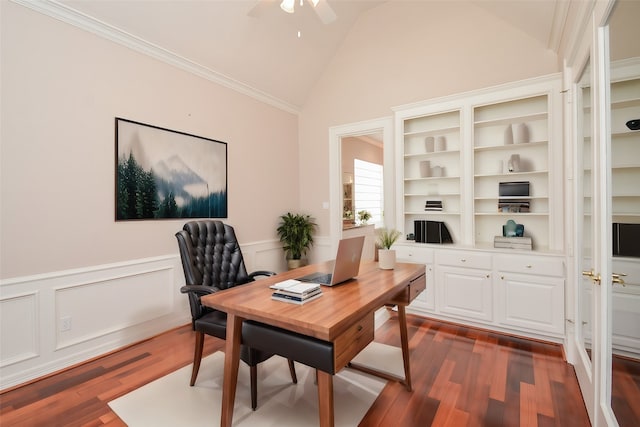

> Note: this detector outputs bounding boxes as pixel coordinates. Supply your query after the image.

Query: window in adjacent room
[354,159,383,226]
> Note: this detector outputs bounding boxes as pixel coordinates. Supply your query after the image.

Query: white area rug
[109,343,397,426]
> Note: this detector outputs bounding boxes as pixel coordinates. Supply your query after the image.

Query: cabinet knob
[460,258,466,262]
[501,275,505,280]
[525,264,532,269]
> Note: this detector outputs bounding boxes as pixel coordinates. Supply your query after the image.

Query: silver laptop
[296,236,365,286]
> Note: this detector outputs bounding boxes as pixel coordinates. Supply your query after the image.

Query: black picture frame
[115,117,227,221]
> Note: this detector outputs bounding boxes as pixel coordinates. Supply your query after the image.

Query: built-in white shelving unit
[392,75,566,342]
[400,109,462,242]
[473,94,552,250]
[611,77,640,224]
[394,74,563,252]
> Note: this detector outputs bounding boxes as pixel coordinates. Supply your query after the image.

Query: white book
[271,292,323,305]
[269,279,320,295]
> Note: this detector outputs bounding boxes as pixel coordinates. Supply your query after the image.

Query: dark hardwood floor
[0,313,605,426]
[612,354,640,427]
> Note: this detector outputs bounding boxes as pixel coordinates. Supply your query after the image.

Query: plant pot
[378,249,396,270]
[287,258,308,270]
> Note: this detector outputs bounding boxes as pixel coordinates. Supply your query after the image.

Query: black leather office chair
[176,220,297,410]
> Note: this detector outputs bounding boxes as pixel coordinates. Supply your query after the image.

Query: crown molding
[548,0,571,52]
[10,0,301,115]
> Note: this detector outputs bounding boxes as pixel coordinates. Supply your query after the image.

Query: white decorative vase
[513,123,530,144]
[425,136,435,153]
[508,154,521,172]
[419,160,431,177]
[378,249,396,270]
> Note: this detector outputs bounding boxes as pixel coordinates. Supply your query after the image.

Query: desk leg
[397,304,412,392]
[316,370,334,427]
[347,305,412,391]
[221,314,243,427]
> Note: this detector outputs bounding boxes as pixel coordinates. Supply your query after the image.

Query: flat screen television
[499,181,530,198]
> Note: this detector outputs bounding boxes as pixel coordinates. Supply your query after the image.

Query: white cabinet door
[437,266,492,322]
[497,272,564,335]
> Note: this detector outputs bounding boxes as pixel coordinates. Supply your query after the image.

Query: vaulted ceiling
[49,0,564,112]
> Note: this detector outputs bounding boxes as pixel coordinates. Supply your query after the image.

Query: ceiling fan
[248,0,337,25]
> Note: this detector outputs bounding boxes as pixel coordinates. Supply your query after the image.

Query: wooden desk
[201,261,426,427]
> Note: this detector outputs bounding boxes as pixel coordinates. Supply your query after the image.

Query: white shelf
[612,164,640,170]
[473,111,547,128]
[404,150,458,158]
[404,125,460,138]
[396,76,562,252]
[475,196,548,201]
[405,193,460,197]
[611,98,640,109]
[474,170,548,178]
[406,211,461,215]
[404,176,460,182]
[474,140,548,152]
[475,212,549,217]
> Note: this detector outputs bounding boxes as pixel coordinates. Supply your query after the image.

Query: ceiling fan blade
[247,0,277,18]
[310,0,337,24]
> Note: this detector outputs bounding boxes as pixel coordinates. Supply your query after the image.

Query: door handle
[582,270,601,285]
[612,272,627,287]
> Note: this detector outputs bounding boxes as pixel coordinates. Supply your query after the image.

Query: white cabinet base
[397,244,565,342]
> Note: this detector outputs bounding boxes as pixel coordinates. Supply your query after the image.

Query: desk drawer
[334,312,374,369]
[389,273,427,305]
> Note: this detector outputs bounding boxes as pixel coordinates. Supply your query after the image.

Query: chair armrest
[180,285,222,321]
[180,285,220,297]
[249,270,276,280]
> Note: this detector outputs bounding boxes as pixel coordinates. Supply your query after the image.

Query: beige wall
[0,1,564,276]
[0,2,299,279]
[299,1,560,235]
[341,136,383,177]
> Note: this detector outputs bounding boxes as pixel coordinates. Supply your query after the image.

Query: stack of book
[425,200,443,211]
[269,279,322,305]
[498,199,530,213]
[493,236,532,250]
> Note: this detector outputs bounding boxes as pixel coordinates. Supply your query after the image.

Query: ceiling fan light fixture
[280,0,295,13]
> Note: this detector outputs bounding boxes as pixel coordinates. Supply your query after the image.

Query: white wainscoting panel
[243,240,289,274]
[0,240,288,390]
[54,266,174,350]
[0,255,187,390]
[0,291,39,367]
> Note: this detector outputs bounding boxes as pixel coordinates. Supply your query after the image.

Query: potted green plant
[276,212,317,270]
[377,227,401,269]
[357,210,372,225]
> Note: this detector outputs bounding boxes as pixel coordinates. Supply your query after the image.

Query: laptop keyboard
[300,273,332,284]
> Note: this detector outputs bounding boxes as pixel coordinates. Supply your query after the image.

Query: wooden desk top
[201,261,425,342]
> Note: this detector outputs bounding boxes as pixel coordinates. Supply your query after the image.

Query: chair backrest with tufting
[176,220,251,290]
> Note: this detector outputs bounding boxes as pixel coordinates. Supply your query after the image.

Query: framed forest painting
[115,118,227,220]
